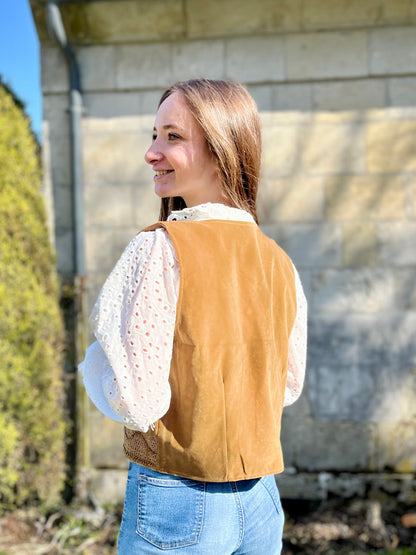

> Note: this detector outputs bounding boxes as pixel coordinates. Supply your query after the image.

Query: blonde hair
[157,79,261,223]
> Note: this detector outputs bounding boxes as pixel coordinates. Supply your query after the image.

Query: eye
[152,133,157,141]
[168,133,180,141]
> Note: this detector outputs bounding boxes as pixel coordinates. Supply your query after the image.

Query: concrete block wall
[32,0,416,502]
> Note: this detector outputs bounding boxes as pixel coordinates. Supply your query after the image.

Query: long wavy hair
[156,79,261,224]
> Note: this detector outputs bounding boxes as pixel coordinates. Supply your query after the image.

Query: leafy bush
[0,81,66,508]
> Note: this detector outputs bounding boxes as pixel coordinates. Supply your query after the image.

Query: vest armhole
[141,222,166,233]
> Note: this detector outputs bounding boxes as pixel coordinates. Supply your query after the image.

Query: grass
[370,550,416,555]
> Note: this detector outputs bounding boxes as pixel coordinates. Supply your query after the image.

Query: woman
[80,79,307,554]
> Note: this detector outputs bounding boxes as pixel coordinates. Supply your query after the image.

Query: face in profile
[145,91,226,207]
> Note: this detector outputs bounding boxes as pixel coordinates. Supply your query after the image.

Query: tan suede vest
[123,220,297,481]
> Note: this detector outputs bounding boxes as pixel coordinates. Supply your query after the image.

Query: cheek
[200,152,218,175]
[172,149,193,171]
[195,141,216,171]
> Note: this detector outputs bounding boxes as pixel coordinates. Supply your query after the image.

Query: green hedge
[0,82,66,509]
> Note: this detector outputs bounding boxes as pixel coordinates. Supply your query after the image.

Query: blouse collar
[167,202,256,223]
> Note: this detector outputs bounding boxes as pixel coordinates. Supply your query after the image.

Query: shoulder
[126,226,172,252]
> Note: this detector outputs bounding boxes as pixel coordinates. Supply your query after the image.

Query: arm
[79,228,179,431]
[284,264,307,407]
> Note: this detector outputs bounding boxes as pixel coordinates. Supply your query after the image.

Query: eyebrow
[153,124,184,132]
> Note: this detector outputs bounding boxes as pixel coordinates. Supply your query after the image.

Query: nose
[145,140,162,165]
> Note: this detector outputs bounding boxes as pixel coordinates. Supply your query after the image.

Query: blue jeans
[117,462,284,554]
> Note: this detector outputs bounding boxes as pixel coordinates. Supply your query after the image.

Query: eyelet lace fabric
[168,202,256,223]
[79,203,307,431]
[284,267,307,407]
[79,228,179,432]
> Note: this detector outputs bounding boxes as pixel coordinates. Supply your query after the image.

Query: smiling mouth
[155,170,174,176]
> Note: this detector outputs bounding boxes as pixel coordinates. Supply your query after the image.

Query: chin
[154,186,174,199]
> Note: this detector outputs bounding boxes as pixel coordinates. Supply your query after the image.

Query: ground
[0,496,415,554]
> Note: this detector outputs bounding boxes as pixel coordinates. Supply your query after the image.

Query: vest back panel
[124,220,297,481]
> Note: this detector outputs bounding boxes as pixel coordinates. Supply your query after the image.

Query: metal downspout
[46,2,89,498]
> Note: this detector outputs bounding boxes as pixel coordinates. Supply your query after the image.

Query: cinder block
[84,183,135,228]
[301,0,414,28]
[286,30,367,80]
[43,94,70,136]
[260,177,325,222]
[342,222,378,267]
[356,312,416,374]
[246,85,273,111]
[307,315,358,371]
[313,79,386,111]
[84,0,184,43]
[187,0,301,38]
[89,469,127,505]
[302,122,366,174]
[388,77,416,107]
[313,110,365,123]
[261,110,311,126]
[367,121,416,173]
[86,273,108,314]
[378,221,416,266]
[89,407,129,469]
[261,124,300,177]
[53,183,73,229]
[281,394,313,466]
[383,0,415,21]
[303,356,414,426]
[116,43,172,89]
[172,40,225,81]
[225,36,285,83]
[82,129,152,186]
[83,92,141,119]
[77,46,117,91]
[85,228,120,273]
[284,223,343,268]
[273,83,313,111]
[404,175,416,219]
[259,222,290,252]
[83,133,118,186]
[365,106,416,122]
[114,228,147,258]
[49,135,71,188]
[276,472,329,500]
[118,134,154,184]
[310,268,396,313]
[86,228,141,283]
[296,268,312,301]
[293,421,372,471]
[371,421,416,472]
[82,114,154,135]
[139,89,165,115]
[131,182,163,229]
[370,368,416,424]
[41,46,68,93]
[325,175,405,220]
[301,0,385,28]
[394,268,416,311]
[370,27,416,76]
[278,472,416,501]
[355,312,416,368]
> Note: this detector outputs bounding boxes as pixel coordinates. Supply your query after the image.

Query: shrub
[0,81,66,509]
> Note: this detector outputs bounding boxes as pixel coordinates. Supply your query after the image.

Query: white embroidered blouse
[79,203,307,432]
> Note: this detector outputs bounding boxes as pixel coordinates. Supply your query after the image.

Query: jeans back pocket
[260,474,283,515]
[137,475,205,549]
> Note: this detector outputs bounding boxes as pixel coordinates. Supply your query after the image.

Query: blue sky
[1,0,42,140]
